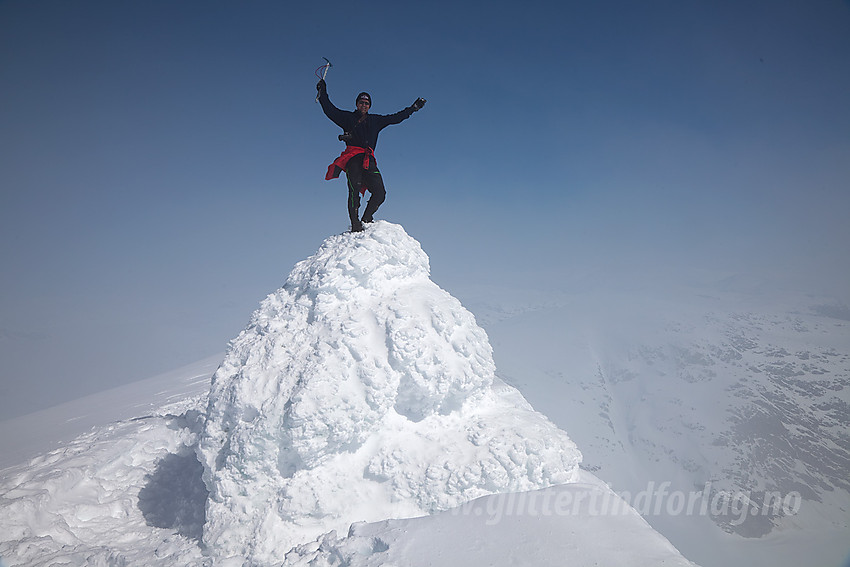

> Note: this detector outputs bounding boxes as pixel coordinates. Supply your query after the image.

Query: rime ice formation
[196,221,582,564]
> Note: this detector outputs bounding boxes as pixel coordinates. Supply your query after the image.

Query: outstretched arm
[379,97,427,127]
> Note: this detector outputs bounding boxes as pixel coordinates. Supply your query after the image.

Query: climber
[317,78,425,232]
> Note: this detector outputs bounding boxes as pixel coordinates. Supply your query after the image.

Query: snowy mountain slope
[0,385,695,566]
[463,279,850,567]
[0,221,699,566]
[0,392,211,566]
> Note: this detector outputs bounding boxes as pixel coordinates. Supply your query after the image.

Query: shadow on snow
[138,450,208,542]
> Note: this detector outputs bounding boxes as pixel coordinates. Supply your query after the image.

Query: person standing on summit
[317,78,425,232]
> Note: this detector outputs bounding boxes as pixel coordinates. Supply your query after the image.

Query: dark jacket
[319,90,415,150]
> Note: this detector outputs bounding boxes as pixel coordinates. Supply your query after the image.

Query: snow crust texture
[287,473,697,567]
[196,221,581,563]
[0,403,211,567]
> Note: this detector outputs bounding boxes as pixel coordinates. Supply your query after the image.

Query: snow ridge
[196,221,581,564]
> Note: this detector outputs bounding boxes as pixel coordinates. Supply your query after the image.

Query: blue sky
[1,0,849,417]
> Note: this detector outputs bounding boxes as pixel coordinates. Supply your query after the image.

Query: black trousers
[345,158,386,226]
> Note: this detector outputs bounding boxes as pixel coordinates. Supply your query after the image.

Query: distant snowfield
[0,355,221,470]
[457,275,850,567]
[1,221,847,566]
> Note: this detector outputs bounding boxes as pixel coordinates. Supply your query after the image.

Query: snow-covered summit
[196,221,582,563]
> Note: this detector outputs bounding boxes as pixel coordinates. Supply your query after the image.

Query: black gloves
[412,97,426,111]
[316,79,326,94]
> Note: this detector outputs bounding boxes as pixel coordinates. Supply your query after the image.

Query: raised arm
[317,80,350,130]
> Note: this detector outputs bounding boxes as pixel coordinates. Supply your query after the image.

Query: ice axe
[315,57,332,102]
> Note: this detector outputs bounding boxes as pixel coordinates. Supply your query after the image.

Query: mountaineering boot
[360,185,384,225]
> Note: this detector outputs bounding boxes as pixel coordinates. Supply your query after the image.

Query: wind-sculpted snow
[196,221,581,563]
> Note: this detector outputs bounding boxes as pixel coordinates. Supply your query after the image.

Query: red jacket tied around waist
[326,146,375,194]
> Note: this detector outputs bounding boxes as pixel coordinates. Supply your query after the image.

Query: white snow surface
[196,221,581,563]
[0,220,701,567]
[286,471,694,567]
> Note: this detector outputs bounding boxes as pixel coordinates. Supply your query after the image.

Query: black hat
[356,92,371,105]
